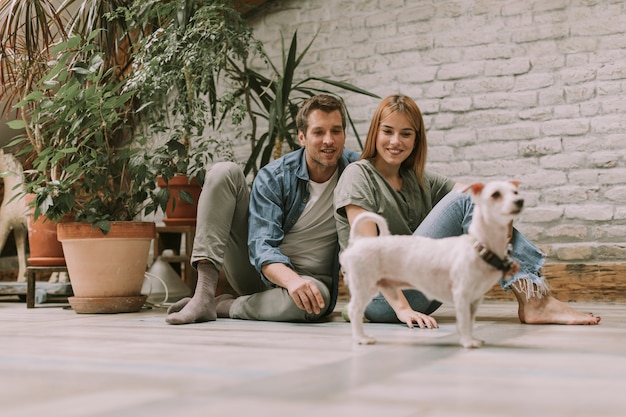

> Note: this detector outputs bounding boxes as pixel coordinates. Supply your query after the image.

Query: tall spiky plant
[229,31,379,177]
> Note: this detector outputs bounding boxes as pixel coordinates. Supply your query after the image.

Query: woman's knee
[415,191,472,238]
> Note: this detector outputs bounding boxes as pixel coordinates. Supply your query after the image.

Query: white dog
[340,181,523,349]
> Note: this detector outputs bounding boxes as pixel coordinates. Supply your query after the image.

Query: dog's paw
[354,335,377,345]
[460,337,484,349]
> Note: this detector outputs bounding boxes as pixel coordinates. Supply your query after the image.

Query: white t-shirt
[280,169,338,279]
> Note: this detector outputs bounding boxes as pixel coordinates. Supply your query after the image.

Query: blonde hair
[360,94,428,187]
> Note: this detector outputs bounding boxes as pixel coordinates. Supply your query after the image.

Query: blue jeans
[364,190,547,323]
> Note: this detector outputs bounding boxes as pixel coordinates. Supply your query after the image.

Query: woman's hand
[379,287,438,329]
[396,307,439,329]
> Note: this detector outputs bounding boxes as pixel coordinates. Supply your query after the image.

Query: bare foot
[518,295,601,325]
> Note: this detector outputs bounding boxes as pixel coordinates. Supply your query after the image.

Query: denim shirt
[248,147,359,316]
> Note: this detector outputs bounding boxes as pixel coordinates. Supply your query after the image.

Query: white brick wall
[240,0,626,263]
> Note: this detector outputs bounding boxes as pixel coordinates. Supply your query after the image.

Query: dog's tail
[349,212,391,243]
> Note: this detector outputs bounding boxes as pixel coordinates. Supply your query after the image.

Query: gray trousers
[191,162,330,322]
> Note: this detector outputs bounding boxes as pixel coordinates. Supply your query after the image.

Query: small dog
[340,181,523,348]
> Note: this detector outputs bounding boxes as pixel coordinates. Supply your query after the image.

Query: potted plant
[21,33,160,313]
[2,1,160,313]
[147,131,215,226]
[124,0,259,224]
[0,0,142,268]
[0,0,73,265]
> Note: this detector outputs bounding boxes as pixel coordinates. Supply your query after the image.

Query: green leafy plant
[1,0,377,234]
[230,31,380,176]
[10,33,158,233]
[125,0,259,188]
[0,1,160,233]
[0,0,135,161]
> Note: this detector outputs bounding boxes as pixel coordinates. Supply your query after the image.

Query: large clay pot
[157,175,201,226]
[57,221,155,313]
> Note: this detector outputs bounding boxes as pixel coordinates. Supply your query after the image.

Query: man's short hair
[296,94,347,134]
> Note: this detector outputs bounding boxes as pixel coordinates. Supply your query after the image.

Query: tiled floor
[1,297,625,417]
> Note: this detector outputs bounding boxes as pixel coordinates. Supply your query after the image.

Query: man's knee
[205,161,244,187]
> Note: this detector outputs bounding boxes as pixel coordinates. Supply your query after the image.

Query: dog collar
[471,237,515,273]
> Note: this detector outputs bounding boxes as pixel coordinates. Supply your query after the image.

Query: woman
[334,94,600,328]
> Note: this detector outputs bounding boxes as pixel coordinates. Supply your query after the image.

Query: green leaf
[178,190,195,205]
[94,220,111,235]
[6,120,26,130]
[309,77,381,98]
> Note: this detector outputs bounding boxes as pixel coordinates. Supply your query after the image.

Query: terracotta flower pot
[24,193,65,266]
[157,175,201,226]
[57,221,155,314]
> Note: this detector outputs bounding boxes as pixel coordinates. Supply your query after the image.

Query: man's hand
[261,263,325,314]
[286,278,325,315]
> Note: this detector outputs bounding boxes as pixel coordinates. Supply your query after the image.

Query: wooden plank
[338,263,626,303]
[485,263,626,302]
[5,262,620,303]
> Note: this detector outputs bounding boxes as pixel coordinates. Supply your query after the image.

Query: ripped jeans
[364,190,548,323]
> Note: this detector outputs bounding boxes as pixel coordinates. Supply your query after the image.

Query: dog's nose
[515,199,524,209]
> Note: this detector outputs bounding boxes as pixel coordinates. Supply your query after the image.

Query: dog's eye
[491,191,501,199]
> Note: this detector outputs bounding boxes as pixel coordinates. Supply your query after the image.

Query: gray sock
[165,262,219,324]
[216,294,236,318]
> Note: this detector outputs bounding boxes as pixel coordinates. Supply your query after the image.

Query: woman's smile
[374,112,417,169]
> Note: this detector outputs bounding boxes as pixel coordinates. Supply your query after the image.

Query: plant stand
[154,224,196,290]
[26,265,70,308]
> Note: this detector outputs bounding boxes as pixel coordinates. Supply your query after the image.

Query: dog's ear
[509,180,520,188]
[462,182,484,195]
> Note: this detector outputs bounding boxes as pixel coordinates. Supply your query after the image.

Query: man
[166,94,358,324]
